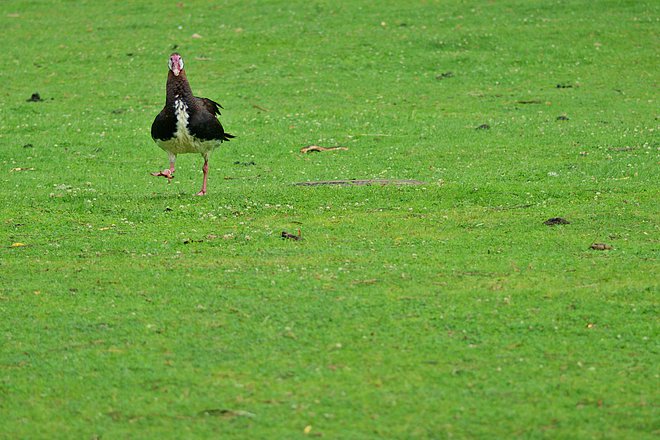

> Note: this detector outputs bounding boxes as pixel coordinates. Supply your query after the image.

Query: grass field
[1,0,658,438]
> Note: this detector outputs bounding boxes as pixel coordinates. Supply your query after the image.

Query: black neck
[166,71,194,106]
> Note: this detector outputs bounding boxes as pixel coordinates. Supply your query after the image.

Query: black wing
[151,109,177,141]
[195,97,223,116]
[189,99,235,142]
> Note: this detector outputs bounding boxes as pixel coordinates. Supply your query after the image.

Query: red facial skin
[169,53,183,76]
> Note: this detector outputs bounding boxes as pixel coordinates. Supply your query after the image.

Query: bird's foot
[195,189,207,196]
[151,169,174,182]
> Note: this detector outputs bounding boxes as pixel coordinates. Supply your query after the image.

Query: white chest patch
[174,98,190,140]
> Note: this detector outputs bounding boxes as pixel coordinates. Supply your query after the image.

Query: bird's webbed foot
[151,169,175,182]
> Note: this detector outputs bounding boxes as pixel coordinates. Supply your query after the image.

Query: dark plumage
[151,53,234,195]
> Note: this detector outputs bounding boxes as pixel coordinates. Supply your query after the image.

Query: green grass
[1,0,658,438]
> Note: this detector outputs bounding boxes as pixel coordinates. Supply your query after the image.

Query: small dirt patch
[295,179,426,187]
[544,217,570,226]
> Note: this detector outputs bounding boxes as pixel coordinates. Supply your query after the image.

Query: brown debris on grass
[435,71,454,80]
[300,145,349,153]
[281,230,302,240]
[26,92,43,102]
[295,179,426,186]
[198,409,256,419]
[544,217,570,226]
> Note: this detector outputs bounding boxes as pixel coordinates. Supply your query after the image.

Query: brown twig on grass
[300,145,349,153]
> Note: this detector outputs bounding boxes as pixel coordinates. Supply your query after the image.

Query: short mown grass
[1,0,658,438]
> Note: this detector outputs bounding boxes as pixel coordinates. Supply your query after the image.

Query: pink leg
[196,158,209,196]
[151,154,176,182]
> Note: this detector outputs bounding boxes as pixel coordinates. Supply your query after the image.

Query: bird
[150,53,234,195]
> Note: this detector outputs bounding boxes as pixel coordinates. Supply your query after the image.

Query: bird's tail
[223,132,236,141]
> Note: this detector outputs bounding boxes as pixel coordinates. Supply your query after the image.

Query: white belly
[156,137,221,155]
